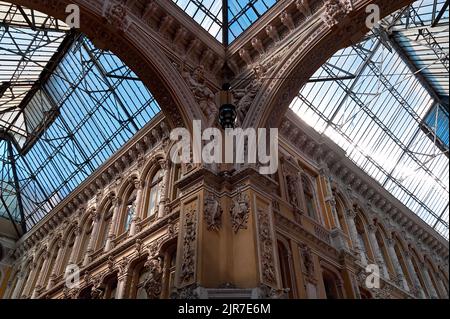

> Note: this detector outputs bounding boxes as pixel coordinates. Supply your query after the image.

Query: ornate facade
[0,111,448,299]
[0,0,448,299]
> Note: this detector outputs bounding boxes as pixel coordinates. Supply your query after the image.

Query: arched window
[97,205,113,251]
[322,269,343,299]
[335,197,349,236]
[301,174,317,220]
[355,216,371,264]
[147,169,164,218]
[393,239,412,291]
[77,219,93,264]
[410,250,429,298]
[43,244,59,289]
[375,230,391,279]
[59,232,76,276]
[277,241,295,298]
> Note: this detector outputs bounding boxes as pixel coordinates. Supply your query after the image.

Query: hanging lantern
[218,83,237,129]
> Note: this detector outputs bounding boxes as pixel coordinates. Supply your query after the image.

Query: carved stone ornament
[230,192,250,233]
[180,65,218,126]
[256,284,289,299]
[143,257,163,299]
[322,0,353,28]
[286,174,300,208]
[102,0,131,32]
[258,208,276,285]
[180,204,197,285]
[300,244,314,277]
[171,284,201,299]
[204,192,223,231]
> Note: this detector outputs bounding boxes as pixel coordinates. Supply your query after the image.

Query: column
[11,271,26,299]
[46,239,65,290]
[404,252,426,299]
[367,224,388,279]
[345,209,367,266]
[21,262,38,298]
[31,251,50,298]
[116,262,131,299]
[129,179,143,236]
[158,160,170,219]
[436,275,449,299]
[84,210,101,266]
[420,263,438,299]
[105,196,120,252]
[386,238,408,290]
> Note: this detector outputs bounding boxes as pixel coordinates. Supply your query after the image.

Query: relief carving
[322,0,353,28]
[230,192,250,233]
[102,0,131,32]
[204,192,223,231]
[180,204,197,285]
[180,65,218,126]
[257,208,276,285]
[143,257,163,299]
[300,244,315,277]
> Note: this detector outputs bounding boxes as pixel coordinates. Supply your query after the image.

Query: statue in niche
[181,64,218,126]
[286,174,300,208]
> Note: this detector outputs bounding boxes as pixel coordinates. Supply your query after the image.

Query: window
[322,269,342,299]
[77,220,93,263]
[59,233,75,275]
[147,169,164,218]
[301,174,317,220]
[97,206,113,251]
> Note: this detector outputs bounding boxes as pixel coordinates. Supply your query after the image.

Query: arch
[423,256,442,298]
[58,227,77,276]
[41,238,61,290]
[409,246,429,297]
[354,209,373,263]
[320,264,345,299]
[8,0,200,129]
[76,215,94,264]
[391,233,413,291]
[248,0,414,129]
[277,238,295,299]
[334,195,350,236]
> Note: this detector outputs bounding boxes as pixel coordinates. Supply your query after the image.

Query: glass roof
[0,3,160,232]
[0,1,70,150]
[291,0,449,240]
[172,0,278,43]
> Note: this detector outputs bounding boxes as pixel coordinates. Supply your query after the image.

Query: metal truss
[291,0,449,239]
[1,3,161,233]
[171,0,278,44]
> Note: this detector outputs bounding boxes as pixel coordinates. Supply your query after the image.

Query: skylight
[0,3,161,231]
[291,0,449,239]
[172,0,278,43]
[0,1,70,151]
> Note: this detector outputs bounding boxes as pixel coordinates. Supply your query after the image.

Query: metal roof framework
[0,2,161,234]
[291,0,449,239]
[172,0,278,44]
